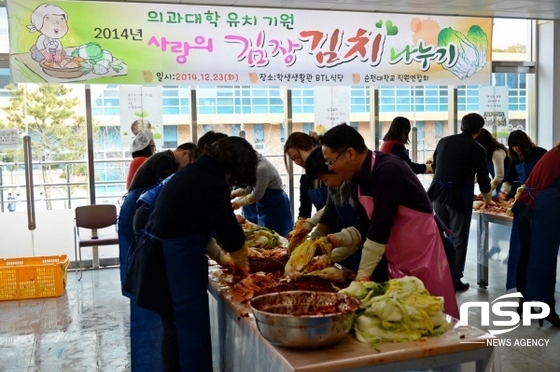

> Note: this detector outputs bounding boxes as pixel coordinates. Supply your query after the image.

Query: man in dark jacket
[427,113,494,291]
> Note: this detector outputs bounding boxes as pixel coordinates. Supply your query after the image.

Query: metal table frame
[474,211,513,289]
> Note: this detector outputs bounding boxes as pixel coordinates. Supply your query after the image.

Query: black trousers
[161,315,180,372]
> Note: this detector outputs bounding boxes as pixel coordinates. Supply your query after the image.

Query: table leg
[477,214,489,289]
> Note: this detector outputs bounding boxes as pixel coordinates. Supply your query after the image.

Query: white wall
[0,209,118,262]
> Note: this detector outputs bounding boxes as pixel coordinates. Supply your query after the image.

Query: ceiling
[1,0,559,20]
[108,0,560,20]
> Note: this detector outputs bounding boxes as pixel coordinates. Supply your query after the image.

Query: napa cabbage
[438,25,488,79]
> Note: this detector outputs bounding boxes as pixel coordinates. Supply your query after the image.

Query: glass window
[492,19,532,62]
[302,123,313,133]
[230,124,241,136]
[0,8,8,53]
[253,124,265,152]
[163,126,178,149]
[0,68,11,96]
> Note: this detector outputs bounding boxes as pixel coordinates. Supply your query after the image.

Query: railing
[0,158,130,213]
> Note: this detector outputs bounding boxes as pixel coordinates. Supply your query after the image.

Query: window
[196,86,283,114]
[302,123,313,134]
[96,126,121,149]
[163,125,178,149]
[379,86,448,113]
[350,86,370,113]
[92,85,120,116]
[253,124,264,153]
[291,87,314,114]
[202,124,214,133]
[162,86,190,115]
[280,123,286,143]
[230,124,241,137]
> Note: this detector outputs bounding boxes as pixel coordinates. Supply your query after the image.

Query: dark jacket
[146,155,245,253]
[503,146,547,186]
[428,132,491,210]
[128,150,177,191]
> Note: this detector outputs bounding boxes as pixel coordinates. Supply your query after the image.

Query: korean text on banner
[6,0,493,86]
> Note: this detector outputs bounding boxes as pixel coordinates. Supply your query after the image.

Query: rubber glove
[287,208,323,241]
[490,179,501,192]
[310,223,330,239]
[207,238,233,267]
[327,227,361,248]
[425,163,433,174]
[232,195,255,210]
[230,187,249,198]
[481,191,496,205]
[355,239,386,281]
[330,245,359,262]
[229,243,249,274]
[287,219,313,245]
[498,182,512,201]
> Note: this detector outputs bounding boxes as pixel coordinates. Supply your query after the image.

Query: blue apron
[308,185,328,211]
[505,217,522,290]
[429,179,474,277]
[333,203,360,271]
[251,188,293,237]
[162,231,214,372]
[505,161,537,288]
[524,177,560,304]
[510,162,534,198]
[118,188,164,372]
[118,187,146,296]
[241,203,259,225]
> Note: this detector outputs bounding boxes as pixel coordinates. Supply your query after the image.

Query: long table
[207,268,498,372]
[472,211,513,289]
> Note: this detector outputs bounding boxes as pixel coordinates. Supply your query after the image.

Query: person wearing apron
[475,128,509,197]
[510,144,560,326]
[301,147,370,274]
[283,132,328,220]
[119,144,195,372]
[498,131,547,290]
[232,153,293,237]
[320,124,459,318]
[425,114,493,291]
[129,137,258,370]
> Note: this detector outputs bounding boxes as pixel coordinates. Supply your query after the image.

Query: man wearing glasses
[320,123,459,318]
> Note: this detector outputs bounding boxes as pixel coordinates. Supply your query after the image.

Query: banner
[6,0,492,86]
[0,129,19,149]
[479,86,510,142]
[314,87,350,133]
[119,86,163,149]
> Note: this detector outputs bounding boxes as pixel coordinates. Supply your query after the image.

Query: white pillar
[537,21,560,148]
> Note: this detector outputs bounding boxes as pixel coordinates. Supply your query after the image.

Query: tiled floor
[1,221,559,371]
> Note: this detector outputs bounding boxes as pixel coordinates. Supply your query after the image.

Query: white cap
[130,130,153,153]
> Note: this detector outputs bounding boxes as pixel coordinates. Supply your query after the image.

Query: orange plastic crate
[0,255,68,301]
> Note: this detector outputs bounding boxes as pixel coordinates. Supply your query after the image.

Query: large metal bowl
[249,290,360,348]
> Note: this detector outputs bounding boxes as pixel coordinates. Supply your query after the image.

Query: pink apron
[358,153,459,318]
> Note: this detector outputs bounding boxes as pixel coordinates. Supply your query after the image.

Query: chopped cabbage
[339,277,449,348]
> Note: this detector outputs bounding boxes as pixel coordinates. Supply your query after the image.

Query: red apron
[358,153,459,318]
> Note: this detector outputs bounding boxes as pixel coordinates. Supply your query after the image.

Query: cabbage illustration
[438,26,488,79]
[71,42,124,75]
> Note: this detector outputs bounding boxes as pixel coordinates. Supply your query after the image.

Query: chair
[74,204,119,281]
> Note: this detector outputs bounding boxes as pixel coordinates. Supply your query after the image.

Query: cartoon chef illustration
[27,4,68,63]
